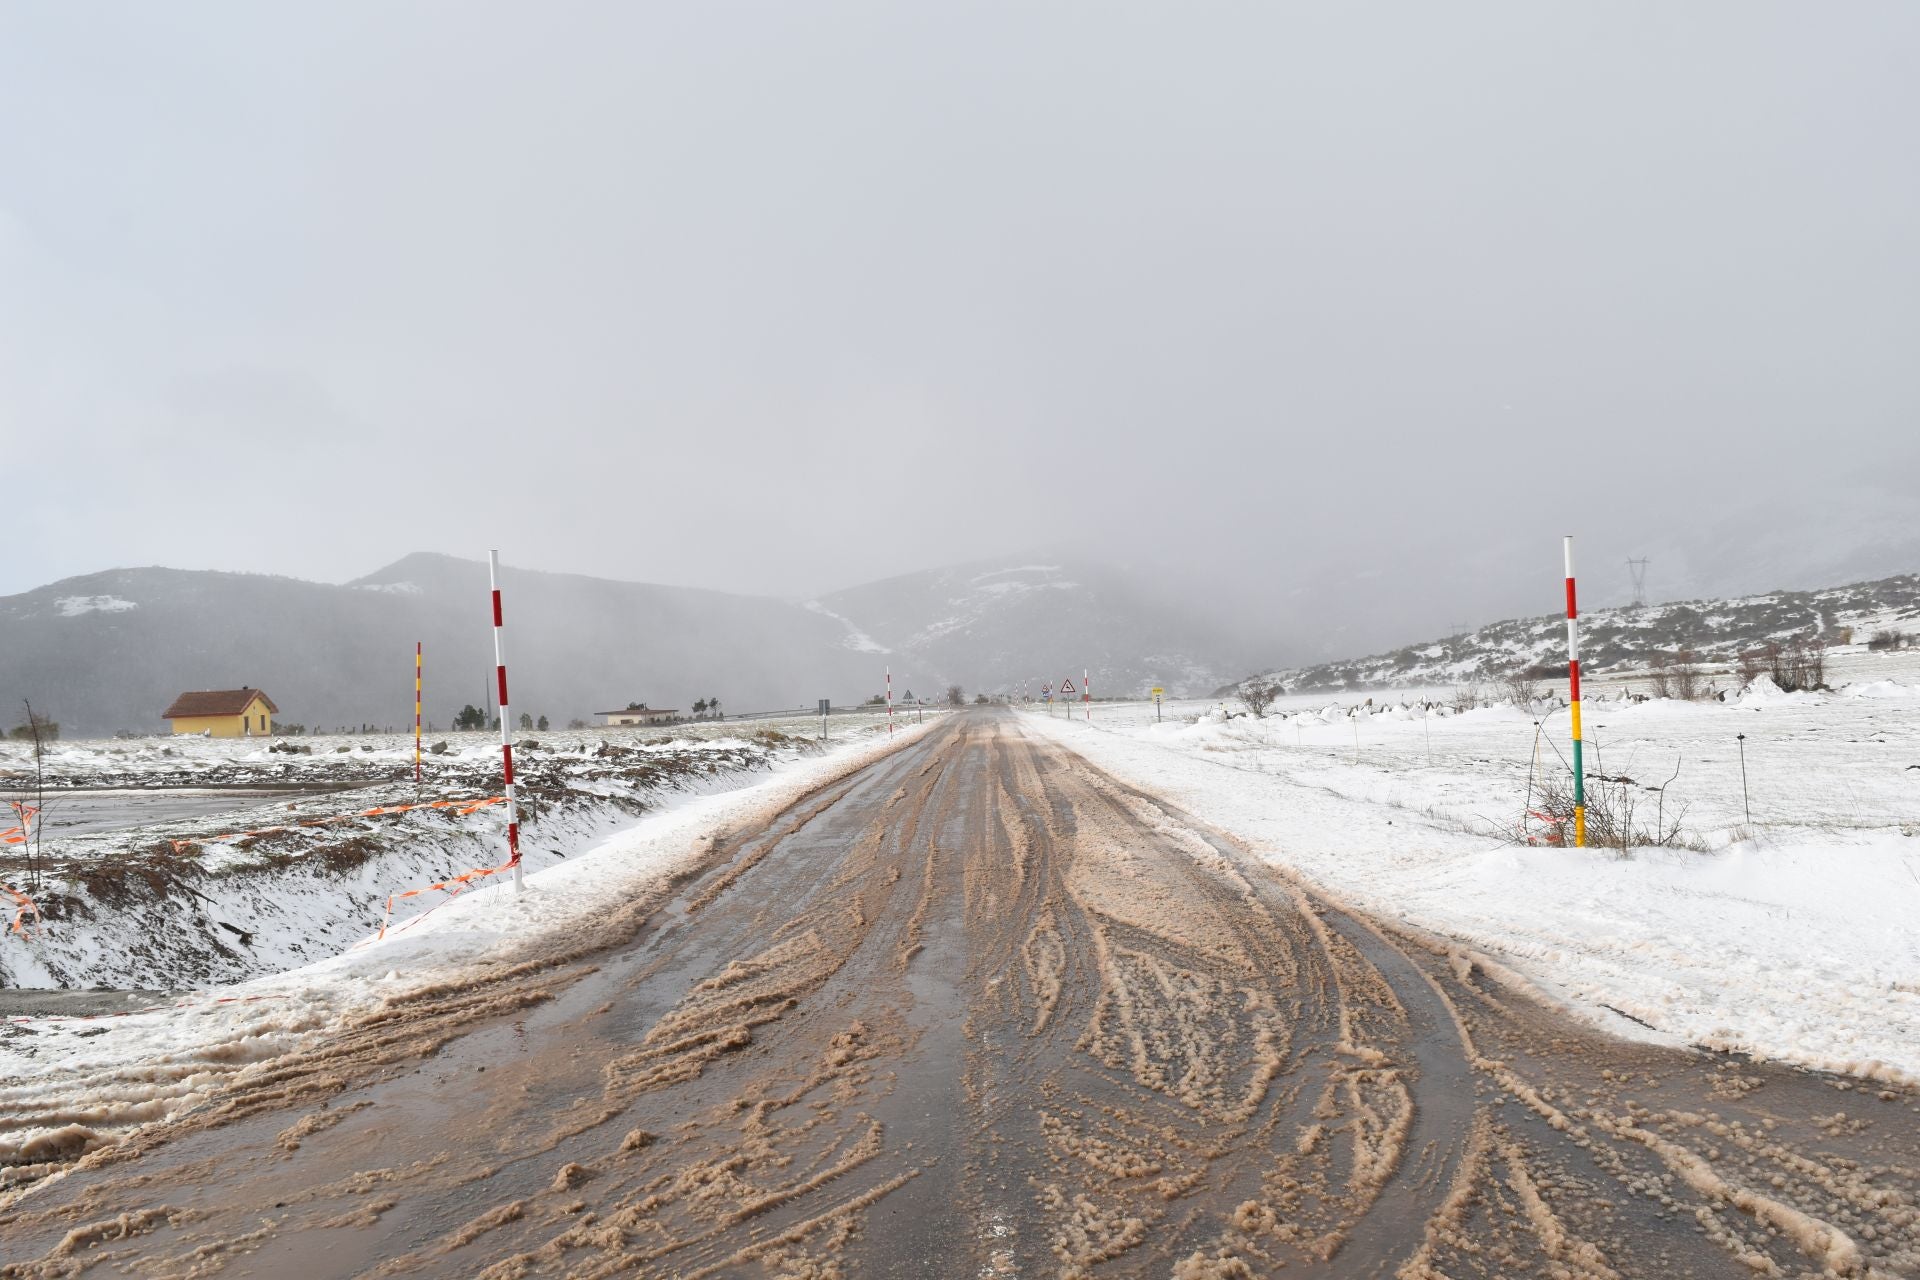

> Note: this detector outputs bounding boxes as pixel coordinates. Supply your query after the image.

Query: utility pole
[1626,557,1651,608]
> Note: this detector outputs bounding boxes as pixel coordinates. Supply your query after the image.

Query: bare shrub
[1735,649,1766,686]
[1867,628,1909,652]
[1449,680,1484,714]
[1240,677,1284,718]
[1522,762,1689,854]
[1500,665,1542,707]
[1647,649,1704,700]
[1764,636,1827,692]
[946,685,966,707]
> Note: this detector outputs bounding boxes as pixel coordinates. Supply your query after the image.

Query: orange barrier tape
[3,802,38,846]
[374,854,519,942]
[170,795,505,852]
[2,882,41,938]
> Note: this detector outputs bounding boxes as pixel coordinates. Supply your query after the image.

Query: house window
[259,713,267,731]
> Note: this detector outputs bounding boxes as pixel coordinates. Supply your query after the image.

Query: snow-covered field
[0,713,919,992]
[0,718,941,1185]
[1024,651,1920,1082]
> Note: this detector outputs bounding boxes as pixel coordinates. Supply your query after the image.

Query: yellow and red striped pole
[1564,535,1585,847]
[414,642,423,786]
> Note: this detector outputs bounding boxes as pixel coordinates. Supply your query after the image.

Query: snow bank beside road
[0,720,941,1189]
[1023,708,1920,1082]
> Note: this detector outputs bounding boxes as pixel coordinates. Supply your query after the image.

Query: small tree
[692,698,708,716]
[1501,664,1541,708]
[536,714,549,731]
[567,718,588,730]
[946,685,966,706]
[453,704,486,731]
[974,693,990,705]
[1241,676,1284,718]
[517,711,532,731]
[707,697,721,719]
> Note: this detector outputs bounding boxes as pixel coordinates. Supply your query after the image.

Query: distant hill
[812,559,1246,701]
[1231,571,1920,695]
[0,553,1241,737]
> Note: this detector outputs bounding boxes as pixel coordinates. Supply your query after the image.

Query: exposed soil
[3,711,1917,1277]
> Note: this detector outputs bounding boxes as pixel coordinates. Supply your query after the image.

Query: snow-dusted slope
[812,559,1244,699]
[1244,571,1920,694]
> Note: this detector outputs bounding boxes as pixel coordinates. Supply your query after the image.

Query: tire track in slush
[5,711,1919,1278]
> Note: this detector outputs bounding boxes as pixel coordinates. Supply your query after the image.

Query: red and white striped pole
[1084,667,1091,721]
[414,642,423,786]
[489,551,523,889]
[886,666,894,734]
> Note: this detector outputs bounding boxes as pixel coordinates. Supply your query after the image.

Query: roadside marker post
[1151,687,1164,722]
[1084,668,1091,722]
[414,642,423,787]
[886,667,894,734]
[819,698,830,742]
[1564,536,1585,848]
[489,551,523,890]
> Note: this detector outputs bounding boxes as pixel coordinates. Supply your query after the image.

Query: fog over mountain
[3,4,1915,669]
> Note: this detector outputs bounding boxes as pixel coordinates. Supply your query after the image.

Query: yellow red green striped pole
[1564,536,1585,847]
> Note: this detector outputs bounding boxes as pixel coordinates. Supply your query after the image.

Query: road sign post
[1151,686,1164,722]
[819,698,830,741]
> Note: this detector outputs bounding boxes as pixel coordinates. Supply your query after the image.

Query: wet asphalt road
[4,710,1918,1278]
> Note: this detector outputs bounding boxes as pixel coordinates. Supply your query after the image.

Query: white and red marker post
[886,666,894,733]
[414,642,423,786]
[489,551,523,889]
[1084,668,1091,722]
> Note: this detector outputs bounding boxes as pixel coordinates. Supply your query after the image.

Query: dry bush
[1763,636,1827,692]
[1867,628,1910,652]
[1449,680,1484,714]
[1521,765,1689,854]
[1647,649,1704,700]
[1501,665,1542,707]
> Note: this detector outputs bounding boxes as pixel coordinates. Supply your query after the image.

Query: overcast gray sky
[3,3,1915,630]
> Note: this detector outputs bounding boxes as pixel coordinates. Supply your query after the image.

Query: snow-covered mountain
[0,553,1242,737]
[809,559,1246,700]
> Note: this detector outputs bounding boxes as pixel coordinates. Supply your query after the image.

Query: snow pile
[0,722,938,1177]
[1024,688,1920,1081]
[51,595,137,617]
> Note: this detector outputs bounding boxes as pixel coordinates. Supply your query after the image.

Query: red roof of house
[163,688,280,719]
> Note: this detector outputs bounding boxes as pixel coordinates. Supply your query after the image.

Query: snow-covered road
[1020,675,1920,1082]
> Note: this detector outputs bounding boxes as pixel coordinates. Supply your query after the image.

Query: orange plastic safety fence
[171,795,504,853]
[2,881,41,937]
[374,853,520,942]
[3,801,38,846]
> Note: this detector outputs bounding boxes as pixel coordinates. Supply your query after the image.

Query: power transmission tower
[1626,558,1650,608]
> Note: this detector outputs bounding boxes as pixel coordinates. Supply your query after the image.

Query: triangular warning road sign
[1059,677,1077,694]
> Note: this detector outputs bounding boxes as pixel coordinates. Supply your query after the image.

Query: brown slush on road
[4,710,1918,1278]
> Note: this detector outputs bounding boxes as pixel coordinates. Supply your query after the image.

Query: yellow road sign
[1150,687,1164,697]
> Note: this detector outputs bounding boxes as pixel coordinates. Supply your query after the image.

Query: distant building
[163,687,279,738]
[597,703,680,727]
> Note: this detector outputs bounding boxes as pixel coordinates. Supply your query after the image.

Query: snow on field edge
[1021,707,1920,1084]
[0,719,941,1181]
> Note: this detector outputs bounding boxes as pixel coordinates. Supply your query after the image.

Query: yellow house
[163,687,280,738]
